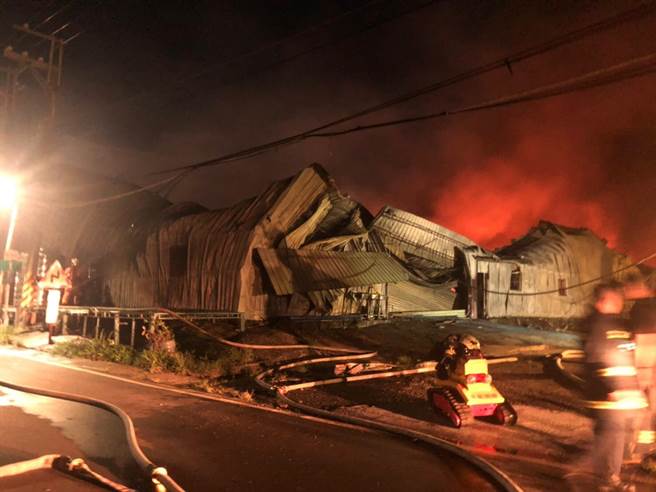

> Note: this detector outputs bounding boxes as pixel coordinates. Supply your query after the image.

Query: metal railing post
[130,319,136,348]
[113,314,120,345]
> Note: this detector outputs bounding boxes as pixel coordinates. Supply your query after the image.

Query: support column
[113,314,120,345]
[130,319,136,348]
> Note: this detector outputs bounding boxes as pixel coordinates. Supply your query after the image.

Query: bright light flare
[0,175,18,210]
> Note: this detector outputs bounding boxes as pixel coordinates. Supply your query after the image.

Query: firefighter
[581,281,646,492]
[625,277,656,469]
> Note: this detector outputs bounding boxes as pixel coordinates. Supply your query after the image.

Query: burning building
[456,221,639,319]
[86,164,475,319]
[18,164,642,322]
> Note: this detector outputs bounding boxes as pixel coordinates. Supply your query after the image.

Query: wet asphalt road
[0,349,503,492]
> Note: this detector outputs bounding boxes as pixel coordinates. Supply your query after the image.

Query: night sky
[1,0,655,263]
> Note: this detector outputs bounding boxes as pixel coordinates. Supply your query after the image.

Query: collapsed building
[95,164,469,319]
[17,164,642,321]
[457,221,639,319]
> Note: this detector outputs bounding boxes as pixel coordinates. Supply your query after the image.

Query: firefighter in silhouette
[624,276,656,470]
[580,281,646,492]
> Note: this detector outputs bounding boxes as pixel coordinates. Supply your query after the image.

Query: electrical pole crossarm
[3,47,50,72]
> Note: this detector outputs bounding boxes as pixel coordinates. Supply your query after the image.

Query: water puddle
[0,387,143,489]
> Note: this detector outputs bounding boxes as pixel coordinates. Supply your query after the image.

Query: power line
[28,170,191,209]
[35,0,78,29]
[0,0,56,47]
[154,1,656,176]
[53,49,656,208]
[60,0,436,133]
[484,251,656,297]
[190,0,439,91]
[167,0,391,89]
[9,0,78,48]
[21,0,98,52]
[309,52,656,137]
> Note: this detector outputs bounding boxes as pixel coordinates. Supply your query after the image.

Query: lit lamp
[0,175,18,327]
[0,175,19,253]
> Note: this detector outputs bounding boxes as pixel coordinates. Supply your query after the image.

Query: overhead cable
[150,1,656,142]
[59,0,436,134]
[28,170,191,209]
[309,51,656,137]
[484,250,656,297]
[158,46,656,175]
[45,49,656,208]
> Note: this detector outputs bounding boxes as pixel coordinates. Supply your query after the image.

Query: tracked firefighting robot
[428,334,517,428]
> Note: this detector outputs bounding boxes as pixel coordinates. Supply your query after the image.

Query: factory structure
[11,164,640,321]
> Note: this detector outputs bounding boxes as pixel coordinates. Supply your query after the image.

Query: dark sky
[1,0,655,263]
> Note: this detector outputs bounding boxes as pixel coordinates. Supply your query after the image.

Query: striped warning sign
[20,274,36,309]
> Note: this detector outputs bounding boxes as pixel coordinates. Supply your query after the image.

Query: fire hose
[42,308,524,490]
[146,309,523,491]
[549,349,585,386]
[0,378,184,492]
[0,454,135,491]
[254,354,523,492]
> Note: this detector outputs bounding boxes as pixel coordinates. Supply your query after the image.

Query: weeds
[52,337,259,380]
[52,336,136,365]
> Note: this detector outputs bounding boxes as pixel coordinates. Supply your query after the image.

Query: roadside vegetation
[51,336,257,379]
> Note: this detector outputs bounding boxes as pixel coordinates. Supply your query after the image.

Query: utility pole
[0,24,70,327]
[0,67,19,145]
[2,23,66,137]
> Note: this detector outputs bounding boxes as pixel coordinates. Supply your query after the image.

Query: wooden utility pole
[3,23,66,136]
[0,66,19,144]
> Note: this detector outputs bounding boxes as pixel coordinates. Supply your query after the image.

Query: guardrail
[10,306,245,348]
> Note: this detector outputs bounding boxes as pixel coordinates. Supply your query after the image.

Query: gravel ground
[281,354,656,491]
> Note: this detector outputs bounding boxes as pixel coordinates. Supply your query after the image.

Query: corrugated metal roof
[370,206,476,268]
[104,165,331,314]
[256,248,408,295]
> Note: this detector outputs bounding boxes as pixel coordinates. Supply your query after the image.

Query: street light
[0,175,19,253]
[0,175,18,327]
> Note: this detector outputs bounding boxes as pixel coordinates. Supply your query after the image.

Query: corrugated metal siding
[103,174,293,313]
[388,280,456,313]
[371,206,475,268]
[256,248,408,295]
[239,166,332,318]
[464,221,639,318]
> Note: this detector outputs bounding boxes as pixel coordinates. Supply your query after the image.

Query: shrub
[52,338,257,381]
[52,337,137,365]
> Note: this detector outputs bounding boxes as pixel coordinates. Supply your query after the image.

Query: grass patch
[52,337,137,365]
[51,338,258,379]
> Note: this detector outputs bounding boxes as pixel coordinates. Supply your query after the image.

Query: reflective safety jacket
[632,298,656,385]
[583,312,647,411]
